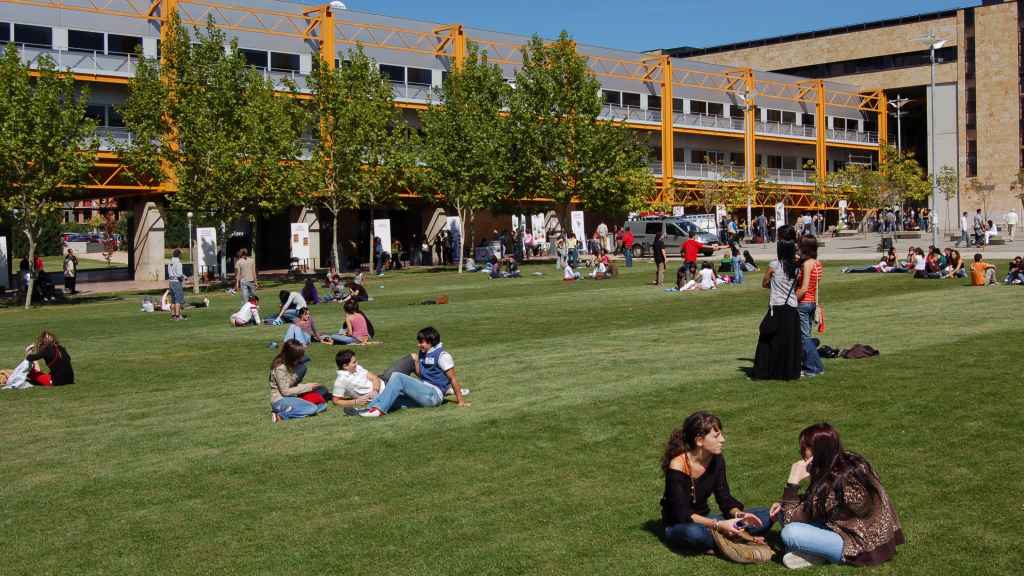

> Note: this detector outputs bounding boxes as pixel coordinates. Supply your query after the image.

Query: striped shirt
[799,260,823,303]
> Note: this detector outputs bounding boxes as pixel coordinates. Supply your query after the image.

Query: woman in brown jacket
[269,340,327,422]
[771,423,904,569]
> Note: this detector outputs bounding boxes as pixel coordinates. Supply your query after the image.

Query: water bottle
[268,341,278,349]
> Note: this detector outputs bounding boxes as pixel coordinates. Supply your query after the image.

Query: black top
[653,238,665,263]
[660,454,744,526]
[26,344,75,386]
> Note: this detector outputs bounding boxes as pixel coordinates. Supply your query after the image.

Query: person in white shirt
[274,290,307,323]
[563,262,580,281]
[229,295,262,327]
[1005,210,1018,241]
[698,262,718,290]
[984,220,999,245]
[956,212,970,248]
[330,349,384,408]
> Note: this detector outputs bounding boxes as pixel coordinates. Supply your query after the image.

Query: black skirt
[752,305,801,380]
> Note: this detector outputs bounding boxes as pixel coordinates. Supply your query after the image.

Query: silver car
[625,217,721,257]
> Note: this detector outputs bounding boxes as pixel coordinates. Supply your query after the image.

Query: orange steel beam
[876,89,888,162]
[650,56,673,202]
[813,80,827,182]
[433,24,465,69]
[741,68,756,187]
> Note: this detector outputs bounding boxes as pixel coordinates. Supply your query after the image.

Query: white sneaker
[782,552,826,569]
[358,407,384,418]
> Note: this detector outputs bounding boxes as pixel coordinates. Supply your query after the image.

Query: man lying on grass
[346,326,469,417]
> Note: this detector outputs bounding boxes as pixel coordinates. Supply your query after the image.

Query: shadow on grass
[0,294,126,309]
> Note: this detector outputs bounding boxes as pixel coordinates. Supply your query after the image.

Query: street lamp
[922,32,946,246]
[187,211,197,294]
[887,94,911,152]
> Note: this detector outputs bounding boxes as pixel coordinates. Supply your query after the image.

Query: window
[0,22,10,43]
[673,147,684,160]
[767,109,781,123]
[85,105,106,125]
[833,160,847,171]
[68,30,104,53]
[801,113,815,126]
[14,24,52,48]
[647,95,661,110]
[108,106,125,127]
[645,222,662,235]
[690,100,707,115]
[672,98,685,113]
[731,152,744,166]
[707,102,724,116]
[832,117,848,131]
[270,52,300,72]
[407,67,432,86]
[730,105,745,119]
[603,90,620,106]
[693,150,724,164]
[781,111,796,124]
[781,156,797,170]
[666,223,686,237]
[379,64,405,83]
[441,70,449,85]
[767,155,783,169]
[802,158,815,170]
[622,92,641,108]
[240,48,268,69]
[107,34,141,55]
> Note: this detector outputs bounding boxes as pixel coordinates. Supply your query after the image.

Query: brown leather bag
[711,528,774,564]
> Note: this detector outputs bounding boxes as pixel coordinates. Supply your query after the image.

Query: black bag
[841,344,880,359]
[817,345,840,358]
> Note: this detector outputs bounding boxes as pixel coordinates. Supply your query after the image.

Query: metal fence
[17,44,138,77]
[755,121,816,139]
[827,128,879,144]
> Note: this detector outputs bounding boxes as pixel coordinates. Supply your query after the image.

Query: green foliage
[828,145,930,211]
[507,32,655,229]
[302,45,419,269]
[934,165,958,201]
[420,43,511,271]
[2,210,63,257]
[0,43,97,306]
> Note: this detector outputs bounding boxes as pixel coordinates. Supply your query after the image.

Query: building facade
[665,0,1024,232]
[0,0,883,277]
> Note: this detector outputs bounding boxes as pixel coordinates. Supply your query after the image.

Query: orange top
[971,262,993,286]
[799,260,823,303]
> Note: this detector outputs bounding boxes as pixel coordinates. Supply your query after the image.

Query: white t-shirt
[961,215,969,232]
[1007,211,1019,226]
[699,268,716,289]
[563,265,577,280]
[233,302,261,325]
[913,254,926,271]
[283,291,307,311]
[332,365,381,399]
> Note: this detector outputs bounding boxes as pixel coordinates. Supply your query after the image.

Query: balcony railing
[755,121,816,139]
[761,167,815,184]
[675,113,744,132]
[96,127,133,151]
[16,44,138,77]
[827,128,879,144]
[390,81,433,102]
[600,104,661,123]
[260,68,309,92]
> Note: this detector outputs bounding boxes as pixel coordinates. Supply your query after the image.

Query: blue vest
[418,345,450,392]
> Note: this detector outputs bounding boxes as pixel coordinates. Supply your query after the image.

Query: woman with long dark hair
[796,236,824,376]
[771,423,904,569]
[752,224,801,380]
[660,412,773,554]
[269,339,328,422]
[25,330,74,386]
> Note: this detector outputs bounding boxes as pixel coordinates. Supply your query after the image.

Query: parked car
[625,216,721,257]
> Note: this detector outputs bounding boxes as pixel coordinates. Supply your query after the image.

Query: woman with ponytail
[752,224,802,380]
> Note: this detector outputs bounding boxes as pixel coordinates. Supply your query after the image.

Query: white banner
[838,199,848,223]
[531,213,546,239]
[672,206,685,217]
[570,210,585,243]
[372,219,391,256]
[290,222,311,261]
[445,216,461,236]
[0,236,8,289]
[196,227,218,275]
[775,202,787,227]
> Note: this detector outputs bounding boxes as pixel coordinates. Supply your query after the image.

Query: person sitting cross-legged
[970,253,998,286]
[269,339,328,422]
[330,300,375,345]
[346,326,468,417]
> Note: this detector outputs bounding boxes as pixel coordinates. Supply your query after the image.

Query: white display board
[672,206,686,217]
[445,216,461,236]
[775,202,787,227]
[372,219,391,255]
[570,210,585,242]
[0,236,9,289]
[196,227,218,275]
[290,222,311,261]
[838,200,848,223]
[531,213,547,239]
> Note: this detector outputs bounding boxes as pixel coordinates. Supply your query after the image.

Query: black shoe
[343,407,361,416]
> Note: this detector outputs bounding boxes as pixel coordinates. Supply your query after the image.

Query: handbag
[814,265,826,333]
[711,526,774,564]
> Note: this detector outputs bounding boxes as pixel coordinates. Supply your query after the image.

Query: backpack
[841,344,880,359]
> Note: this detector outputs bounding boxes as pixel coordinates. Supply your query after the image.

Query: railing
[648,161,743,180]
[827,128,879,144]
[755,121,816,139]
[262,68,309,91]
[390,81,433,102]
[16,44,138,77]
[600,104,661,123]
[96,127,133,151]
[674,113,744,132]
[761,167,815,184]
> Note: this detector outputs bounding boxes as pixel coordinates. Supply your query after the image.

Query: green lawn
[1,262,1020,575]
[40,255,120,272]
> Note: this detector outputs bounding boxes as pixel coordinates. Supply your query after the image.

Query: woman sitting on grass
[229,294,262,327]
[331,300,376,345]
[660,411,773,554]
[269,339,328,422]
[25,330,74,387]
[771,423,904,569]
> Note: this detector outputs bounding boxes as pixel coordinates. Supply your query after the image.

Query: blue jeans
[732,259,743,284]
[169,280,184,305]
[368,372,444,414]
[331,334,366,345]
[664,507,773,551]
[781,522,844,563]
[272,396,327,420]
[240,281,256,302]
[798,303,824,374]
[624,247,633,267]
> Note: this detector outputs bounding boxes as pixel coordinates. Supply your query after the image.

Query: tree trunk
[330,205,341,273]
[368,202,375,274]
[457,205,465,274]
[219,220,228,283]
[23,229,35,310]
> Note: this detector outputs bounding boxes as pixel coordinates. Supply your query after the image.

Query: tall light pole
[187,211,198,294]
[923,33,946,246]
[888,94,910,152]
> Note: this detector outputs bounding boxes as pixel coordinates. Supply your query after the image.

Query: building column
[132,200,165,282]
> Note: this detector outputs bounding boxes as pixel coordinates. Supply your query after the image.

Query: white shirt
[233,301,261,325]
[282,291,307,311]
[961,215,969,232]
[1007,211,1019,226]
[563,265,577,280]
[332,365,381,399]
[913,254,926,271]
[699,268,716,289]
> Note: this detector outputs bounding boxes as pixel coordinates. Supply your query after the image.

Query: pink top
[347,313,369,339]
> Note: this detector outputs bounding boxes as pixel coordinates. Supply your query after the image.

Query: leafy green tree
[302,46,417,270]
[420,44,510,272]
[508,32,655,233]
[827,146,929,217]
[120,14,305,286]
[0,44,97,308]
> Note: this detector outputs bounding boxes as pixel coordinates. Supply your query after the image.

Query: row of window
[0,22,141,54]
[773,46,958,79]
[652,148,816,170]
[240,48,300,73]
[85,104,124,128]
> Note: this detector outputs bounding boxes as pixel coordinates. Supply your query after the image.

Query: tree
[419,43,510,272]
[827,146,929,216]
[695,162,744,214]
[1009,168,1024,214]
[302,46,417,272]
[966,177,997,219]
[507,32,655,234]
[120,14,305,288]
[0,44,97,308]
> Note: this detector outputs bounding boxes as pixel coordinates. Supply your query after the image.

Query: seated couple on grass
[661,411,903,569]
[1,331,75,390]
[344,326,469,418]
[268,339,331,422]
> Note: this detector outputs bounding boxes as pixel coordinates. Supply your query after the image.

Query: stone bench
[893,232,921,240]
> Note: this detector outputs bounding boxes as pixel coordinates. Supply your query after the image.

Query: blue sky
[295,0,973,52]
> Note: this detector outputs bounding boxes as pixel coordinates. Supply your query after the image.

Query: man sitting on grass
[970,253,998,286]
[331,349,384,409]
[346,326,469,418]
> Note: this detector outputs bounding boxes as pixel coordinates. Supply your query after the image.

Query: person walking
[956,211,969,248]
[622,227,634,268]
[973,209,984,247]
[62,249,78,295]
[234,248,257,303]
[653,231,666,286]
[1006,209,1018,241]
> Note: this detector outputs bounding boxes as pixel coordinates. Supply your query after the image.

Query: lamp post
[187,211,197,294]
[887,94,910,152]
[923,33,946,246]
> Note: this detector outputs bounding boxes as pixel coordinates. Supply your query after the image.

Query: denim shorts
[169,280,185,305]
